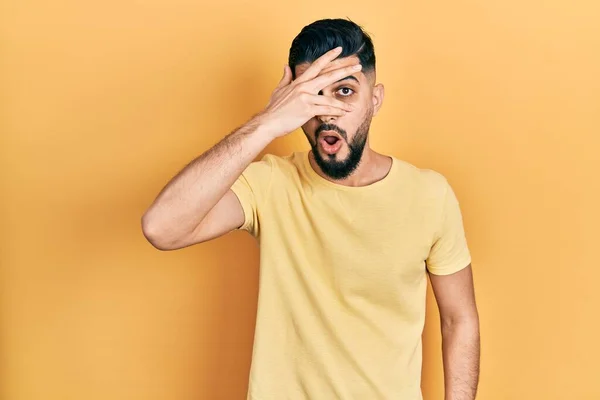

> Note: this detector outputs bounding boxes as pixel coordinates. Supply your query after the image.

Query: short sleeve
[229,154,274,237]
[426,179,472,275]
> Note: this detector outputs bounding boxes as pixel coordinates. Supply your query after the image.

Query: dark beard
[305,109,373,180]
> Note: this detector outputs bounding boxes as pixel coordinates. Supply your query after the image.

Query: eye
[336,87,354,97]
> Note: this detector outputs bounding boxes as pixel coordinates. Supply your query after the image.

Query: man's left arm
[429,263,480,400]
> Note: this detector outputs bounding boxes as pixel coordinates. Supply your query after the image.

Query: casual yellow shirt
[230,150,472,400]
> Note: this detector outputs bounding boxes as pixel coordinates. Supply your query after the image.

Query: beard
[304,107,373,180]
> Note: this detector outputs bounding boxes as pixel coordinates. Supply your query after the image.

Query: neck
[308,147,392,188]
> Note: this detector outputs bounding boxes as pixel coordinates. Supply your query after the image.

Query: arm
[141,47,359,250]
[141,119,272,250]
[429,264,480,400]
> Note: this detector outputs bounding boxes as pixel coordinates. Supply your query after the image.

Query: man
[142,18,480,400]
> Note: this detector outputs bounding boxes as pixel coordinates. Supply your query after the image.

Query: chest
[264,186,438,297]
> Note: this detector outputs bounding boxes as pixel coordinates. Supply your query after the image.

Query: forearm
[441,317,480,400]
[142,114,273,243]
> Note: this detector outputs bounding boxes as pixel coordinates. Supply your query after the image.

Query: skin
[430,265,480,400]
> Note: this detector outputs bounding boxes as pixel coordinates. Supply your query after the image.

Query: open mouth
[319,132,343,154]
[324,136,340,145]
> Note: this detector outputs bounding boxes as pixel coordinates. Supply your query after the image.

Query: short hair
[288,18,376,79]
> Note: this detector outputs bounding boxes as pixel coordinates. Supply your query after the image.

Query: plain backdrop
[1,0,599,399]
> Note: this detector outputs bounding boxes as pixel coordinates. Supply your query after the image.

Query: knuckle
[324,69,336,78]
[296,83,309,93]
[331,99,343,107]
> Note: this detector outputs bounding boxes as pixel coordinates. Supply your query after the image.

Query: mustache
[316,123,347,141]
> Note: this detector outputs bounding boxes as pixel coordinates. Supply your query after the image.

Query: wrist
[248,112,280,142]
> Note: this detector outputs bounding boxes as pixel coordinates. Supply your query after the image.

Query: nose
[317,114,337,123]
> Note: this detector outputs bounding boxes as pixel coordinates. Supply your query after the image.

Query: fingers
[307,94,354,112]
[317,56,360,76]
[306,94,353,117]
[294,47,343,83]
[308,63,363,92]
[276,65,292,89]
[312,105,347,117]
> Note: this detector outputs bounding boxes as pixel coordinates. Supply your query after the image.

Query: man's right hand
[142,47,363,250]
[257,46,363,139]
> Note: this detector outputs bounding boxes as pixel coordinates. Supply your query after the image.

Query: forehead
[294,55,366,82]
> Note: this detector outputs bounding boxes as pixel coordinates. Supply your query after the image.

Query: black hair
[288,18,376,79]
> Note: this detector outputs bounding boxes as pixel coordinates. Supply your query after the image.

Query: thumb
[276,65,292,88]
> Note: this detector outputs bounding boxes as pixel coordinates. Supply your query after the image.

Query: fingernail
[334,46,342,52]
[353,64,362,70]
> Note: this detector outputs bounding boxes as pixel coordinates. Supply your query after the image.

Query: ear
[372,83,385,116]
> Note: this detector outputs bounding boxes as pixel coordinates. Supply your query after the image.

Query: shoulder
[260,152,295,168]
[244,152,298,176]
[257,151,305,179]
[393,157,450,197]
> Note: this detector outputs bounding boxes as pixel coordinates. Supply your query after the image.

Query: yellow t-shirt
[230,151,472,400]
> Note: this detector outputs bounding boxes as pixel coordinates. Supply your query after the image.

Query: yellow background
[1,1,599,399]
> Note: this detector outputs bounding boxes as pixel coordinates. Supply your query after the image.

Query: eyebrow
[335,76,360,85]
